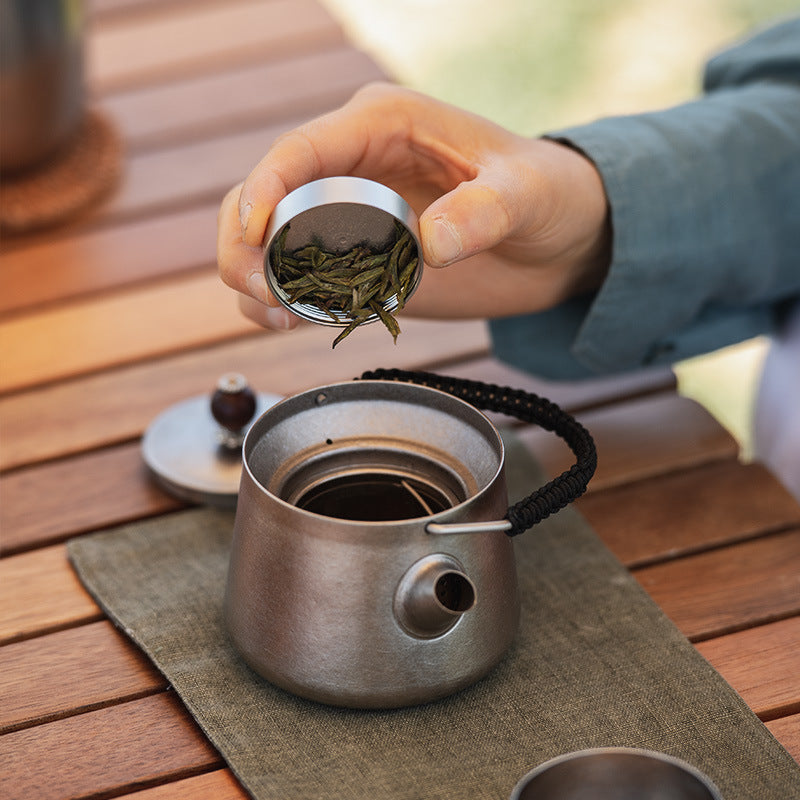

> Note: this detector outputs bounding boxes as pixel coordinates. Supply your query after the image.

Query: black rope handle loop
[359,367,597,537]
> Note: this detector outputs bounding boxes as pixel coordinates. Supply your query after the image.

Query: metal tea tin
[262,177,423,326]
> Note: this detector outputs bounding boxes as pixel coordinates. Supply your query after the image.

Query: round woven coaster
[0,109,123,234]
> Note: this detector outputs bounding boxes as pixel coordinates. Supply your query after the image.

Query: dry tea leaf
[271,222,418,348]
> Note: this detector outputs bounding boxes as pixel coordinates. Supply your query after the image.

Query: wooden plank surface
[1,385,729,555]
[0,318,490,471]
[2,120,314,312]
[635,529,800,641]
[3,0,799,794]
[0,621,165,733]
[7,522,796,657]
[0,443,183,555]
[519,392,740,493]
[696,617,800,721]
[0,205,218,314]
[765,714,800,763]
[0,545,101,645]
[122,769,248,800]
[90,0,223,20]
[0,271,261,393]
[100,121,306,220]
[2,599,794,738]
[0,632,790,798]
[578,459,800,567]
[0,693,221,800]
[101,45,384,151]
[88,0,344,94]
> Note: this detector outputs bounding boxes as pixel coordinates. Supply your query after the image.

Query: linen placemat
[68,435,799,800]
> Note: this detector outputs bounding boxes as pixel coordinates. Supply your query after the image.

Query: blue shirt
[490,17,800,379]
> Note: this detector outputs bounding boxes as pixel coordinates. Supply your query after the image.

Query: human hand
[217,82,610,330]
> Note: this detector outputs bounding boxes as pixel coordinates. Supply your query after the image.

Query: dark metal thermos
[0,0,85,174]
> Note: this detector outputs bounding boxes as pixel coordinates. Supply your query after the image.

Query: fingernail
[429,217,462,265]
[264,305,293,330]
[246,270,269,304]
[240,200,253,240]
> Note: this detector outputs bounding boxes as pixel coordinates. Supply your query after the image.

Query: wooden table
[1,1,798,797]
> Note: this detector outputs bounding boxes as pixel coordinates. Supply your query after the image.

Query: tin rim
[262,177,423,326]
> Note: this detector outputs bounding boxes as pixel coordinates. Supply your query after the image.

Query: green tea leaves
[271,223,419,348]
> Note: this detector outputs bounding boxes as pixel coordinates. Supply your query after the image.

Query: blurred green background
[320,0,798,456]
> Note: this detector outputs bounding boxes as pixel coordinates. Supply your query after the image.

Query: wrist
[532,136,612,300]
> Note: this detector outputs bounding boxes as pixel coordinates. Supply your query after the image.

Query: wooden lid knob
[210,373,257,433]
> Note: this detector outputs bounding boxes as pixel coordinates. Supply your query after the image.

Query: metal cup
[0,0,85,174]
[510,748,723,800]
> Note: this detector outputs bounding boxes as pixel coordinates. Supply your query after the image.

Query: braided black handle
[359,368,597,536]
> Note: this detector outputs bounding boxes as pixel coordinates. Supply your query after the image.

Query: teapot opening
[435,570,475,613]
[294,471,453,521]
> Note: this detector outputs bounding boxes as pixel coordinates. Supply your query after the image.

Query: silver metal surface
[263,177,422,325]
[426,520,513,535]
[224,379,520,708]
[142,391,280,509]
[510,748,723,800]
[0,0,85,173]
[393,554,476,639]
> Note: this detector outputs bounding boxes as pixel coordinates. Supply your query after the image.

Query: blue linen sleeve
[490,16,800,379]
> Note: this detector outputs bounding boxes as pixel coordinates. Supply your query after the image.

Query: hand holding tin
[218,83,609,326]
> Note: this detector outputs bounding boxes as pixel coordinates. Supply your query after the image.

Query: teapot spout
[394,555,476,639]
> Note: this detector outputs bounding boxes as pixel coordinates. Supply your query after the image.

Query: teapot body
[224,380,520,708]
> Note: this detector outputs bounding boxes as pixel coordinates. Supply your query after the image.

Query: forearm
[559,79,800,373]
[493,17,800,377]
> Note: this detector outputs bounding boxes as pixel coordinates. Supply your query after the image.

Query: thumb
[419,177,515,268]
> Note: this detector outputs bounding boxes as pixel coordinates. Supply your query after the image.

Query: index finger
[238,82,411,248]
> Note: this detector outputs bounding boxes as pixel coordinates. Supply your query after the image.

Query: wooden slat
[85,0,212,20]
[0,621,165,733]
[635,529,800,641]
[765,714,800,764]
[0,443,183,555]
[578,459,800,567]
[696,617,800,721]
[121,769,247,799]
[0,693,221,800]
[0,318,489,471]
[0,545,101,645]
[3,3,795,791]
[0,205,218,315]
[2,591,795,743]
[101,121,300,221]
[0,270,262,393]
[89,0,225,23]
[0,361,681,557]
[89,0,179,19]
[3,56,383,308]
[0,52,382,260]
[102,45,384,151]
[88,0,344,94]
[518,392,740,493]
